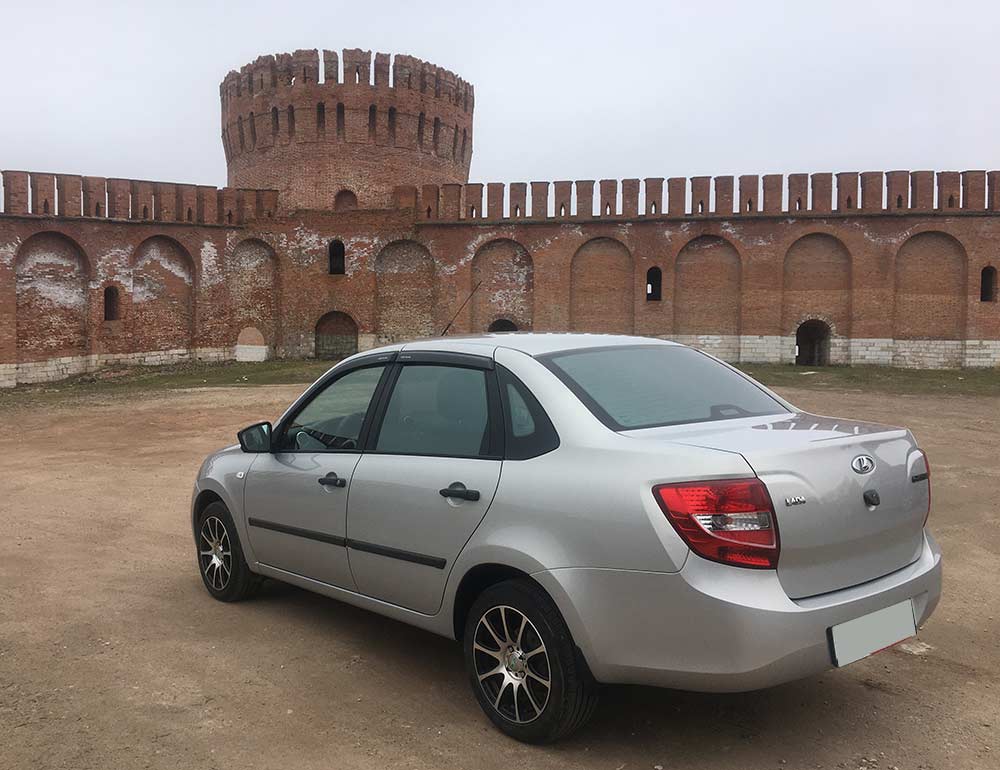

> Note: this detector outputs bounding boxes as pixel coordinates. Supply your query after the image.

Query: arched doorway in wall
[795,320,832,366]
[488,318,518,332]
[315,311,359,360]
[334,189,358,212]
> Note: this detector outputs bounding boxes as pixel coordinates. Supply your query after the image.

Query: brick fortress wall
[1,47,999,388]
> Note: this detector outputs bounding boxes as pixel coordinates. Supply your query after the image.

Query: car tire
[195,501,260,602]
[463,578,599,743]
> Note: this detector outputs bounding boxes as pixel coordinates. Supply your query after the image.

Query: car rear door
[346,352,503,614]
[243,356,393,589]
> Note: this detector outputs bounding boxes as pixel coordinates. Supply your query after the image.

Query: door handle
[318,472,347,488]
[439,483,480,502]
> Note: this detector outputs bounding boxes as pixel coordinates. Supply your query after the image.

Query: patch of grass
[2,358,998,410]
[736,363,1000,397]
[0,359,333,409]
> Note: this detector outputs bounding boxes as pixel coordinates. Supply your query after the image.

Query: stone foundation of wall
[670,336,1000,370]
[891,340,965,369]
[234,344,270,362]
[7,347,232,387]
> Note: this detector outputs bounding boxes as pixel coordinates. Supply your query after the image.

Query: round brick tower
[220,48,474,212]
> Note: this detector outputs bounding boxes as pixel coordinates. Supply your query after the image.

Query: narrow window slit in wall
[388,107,397,145]
[368,105,377,140]
[336,103,345,140]
[328,240,346,274]
[187,208,193,222]
[432,117,441,154]
[982,266,998,302]
[846,195,852,209]
[646,267,662,301]
[103,286,120,321]
[316,103,326,135]
[417,113,425,148]
[287,106,296,137]
[948,194,956,208]
[271,106,279,135]
[897,195,904,208]
[248,112,257,148]
[796,197,803,211]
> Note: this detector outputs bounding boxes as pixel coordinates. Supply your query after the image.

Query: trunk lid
[625,412,929,598]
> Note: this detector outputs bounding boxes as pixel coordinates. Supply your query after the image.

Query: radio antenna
[440,281,483,336]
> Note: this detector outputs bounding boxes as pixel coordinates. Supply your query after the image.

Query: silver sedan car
[191,334,941,742]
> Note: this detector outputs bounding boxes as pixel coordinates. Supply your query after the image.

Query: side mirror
[237,421,272,453]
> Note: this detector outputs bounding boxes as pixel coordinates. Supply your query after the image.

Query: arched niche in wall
[470,239,534,332]
[131,236,196,352]
[569,237,634,334]
[894,232,967,341]
[15,232,90,364]
[673,236,741,336]
[374,240,436,343]
[229,238,279,351]
[781,233,852,336]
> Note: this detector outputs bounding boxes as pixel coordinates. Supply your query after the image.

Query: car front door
[346,354,503,614]
[244,359,391,589]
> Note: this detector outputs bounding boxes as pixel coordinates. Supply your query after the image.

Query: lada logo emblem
[851,455,876,474]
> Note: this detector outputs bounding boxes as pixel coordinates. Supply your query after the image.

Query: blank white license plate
[828,599,916,667]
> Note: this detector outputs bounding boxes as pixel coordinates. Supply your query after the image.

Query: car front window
[278,365,385,451]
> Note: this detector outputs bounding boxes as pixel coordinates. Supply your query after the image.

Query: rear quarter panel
[444,349,757,601]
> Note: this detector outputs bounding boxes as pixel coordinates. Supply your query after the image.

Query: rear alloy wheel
[196,501,259,602]
[464,579,599,742]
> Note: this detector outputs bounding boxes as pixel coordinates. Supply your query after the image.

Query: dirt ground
[1,383,997,770]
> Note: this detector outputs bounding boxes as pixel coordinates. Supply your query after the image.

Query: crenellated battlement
[220,47,474,212]
[0,169,278,226]
[220,49,473,112]
[394,170,1000,222]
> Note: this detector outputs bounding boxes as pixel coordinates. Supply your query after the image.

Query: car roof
[359,333,681,359]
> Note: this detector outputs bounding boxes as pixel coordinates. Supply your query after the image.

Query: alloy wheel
[472,605,551,724]
[199,515,232,591]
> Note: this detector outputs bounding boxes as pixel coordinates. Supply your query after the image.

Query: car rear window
[540,345,786,430]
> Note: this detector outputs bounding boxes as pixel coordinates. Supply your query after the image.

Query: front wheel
[195,501,260,602]
[463,579,599,743]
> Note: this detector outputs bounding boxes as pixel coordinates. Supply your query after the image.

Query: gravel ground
[1,384,997,770]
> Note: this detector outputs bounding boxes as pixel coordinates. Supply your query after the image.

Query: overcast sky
[2,0,998,188]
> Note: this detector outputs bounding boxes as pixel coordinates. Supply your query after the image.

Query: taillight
[654,478,780,569]
[922,451,931,526]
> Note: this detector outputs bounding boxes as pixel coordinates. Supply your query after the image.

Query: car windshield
[540,345,787,430]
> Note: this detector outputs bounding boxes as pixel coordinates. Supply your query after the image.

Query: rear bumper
[533,531,942,691]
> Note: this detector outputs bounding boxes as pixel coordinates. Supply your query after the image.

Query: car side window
[374,365,493,458]
[497,365,559,460]
[277,365,385,452]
